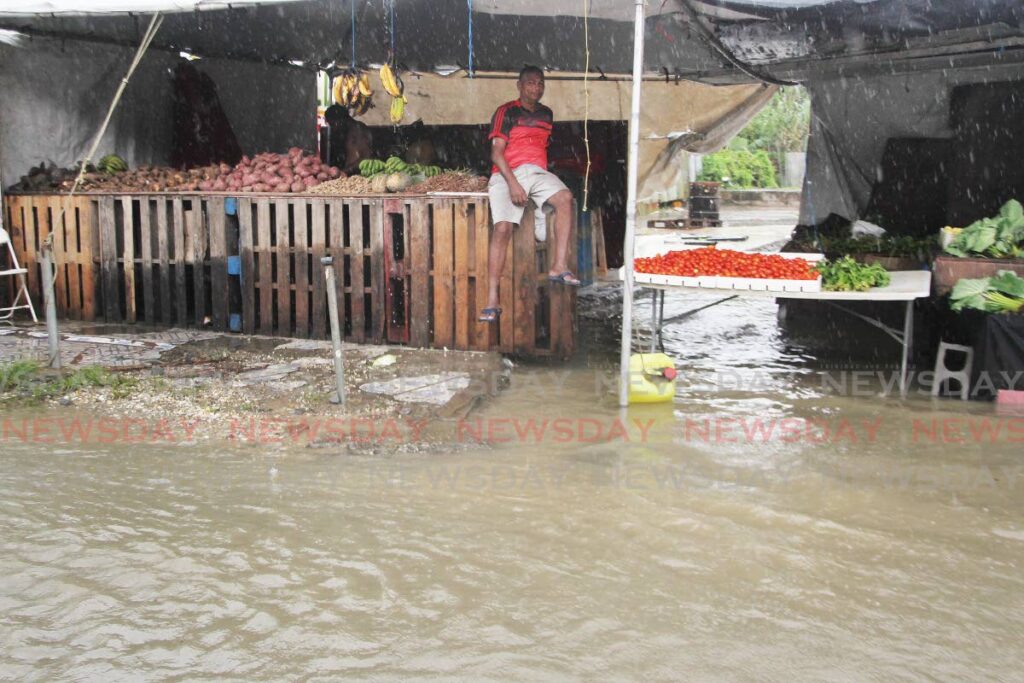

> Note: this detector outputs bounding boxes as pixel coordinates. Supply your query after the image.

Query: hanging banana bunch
[379,62,408,124]
[332,68,374,116]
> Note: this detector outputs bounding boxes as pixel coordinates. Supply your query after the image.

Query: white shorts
[488,165,568,225]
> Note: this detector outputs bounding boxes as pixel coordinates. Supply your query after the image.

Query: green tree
[699,87,810,188]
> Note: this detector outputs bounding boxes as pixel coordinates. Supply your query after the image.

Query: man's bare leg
[546,189,576,277]
[485,220,515,311]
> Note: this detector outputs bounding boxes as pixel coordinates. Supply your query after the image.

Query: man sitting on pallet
[480,65,578,323]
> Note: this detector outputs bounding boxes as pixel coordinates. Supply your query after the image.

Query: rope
[467,0,474,77]
[582,0,591,212]
[68,12,163,198]
[53,12,162,312]
[350,0,356,67]
[388,0,396,62]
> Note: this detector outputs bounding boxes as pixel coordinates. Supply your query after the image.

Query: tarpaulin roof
[1,0,1021,81]
[0,0,722,75]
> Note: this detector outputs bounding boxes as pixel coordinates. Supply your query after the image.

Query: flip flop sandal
[478,307,502,323]
[548,271,582,287]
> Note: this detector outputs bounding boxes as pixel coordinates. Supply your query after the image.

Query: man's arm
[491,138,527,206]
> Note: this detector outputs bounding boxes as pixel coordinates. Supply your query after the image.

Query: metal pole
[40,237,61,369]
[618,0,647,407]
[900,300,913,399]
[322,256,346,406]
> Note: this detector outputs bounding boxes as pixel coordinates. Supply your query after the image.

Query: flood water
[3,294,1024,681]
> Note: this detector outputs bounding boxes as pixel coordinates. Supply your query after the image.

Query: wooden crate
[4,194,97,320]
[237,196,386,342]
[107,195,227,328]
[3,192,575,358]
[932,254,1024,295]
[415,197,575,358]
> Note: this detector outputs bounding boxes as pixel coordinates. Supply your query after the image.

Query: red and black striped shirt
[488,99,554,174]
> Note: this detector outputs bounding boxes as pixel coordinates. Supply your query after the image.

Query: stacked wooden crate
[3,192,575,358]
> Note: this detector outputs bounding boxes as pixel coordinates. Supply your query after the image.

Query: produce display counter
[2,191,576,359]
[627,238,932,397]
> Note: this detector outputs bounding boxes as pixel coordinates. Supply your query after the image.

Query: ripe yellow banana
[358,73,372,98]
[332,76,344,105]
[348,74,361,106]
[380,63,403,97]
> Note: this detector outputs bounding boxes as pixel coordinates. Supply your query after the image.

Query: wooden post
[327,199,347,340]
[208,197,229,331]
[368,199,385,343]
[453,201,470,349]
[432,201,454,348]
[310,199,327,339]
[472,200,492,351]
[190,203,206,328]
[121,197,136,323]
[156,198,172,326]
[512,204,537,353]
[257,198,273,335]
[293,198,309,338]
[98,197,119,322]
[239,198,256,334]
[139,197,155,323]
[79,197,97,321]
[275,198,291,336]
[347,200,365,342]
[409,201,430,347]
[173,198,188,325]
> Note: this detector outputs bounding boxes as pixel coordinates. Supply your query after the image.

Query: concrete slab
[360,372,472,405]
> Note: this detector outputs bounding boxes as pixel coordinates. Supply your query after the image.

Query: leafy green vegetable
[990,270,1024,298]
[945,199,1024,258]
[821,234,934,260]
[815,256,891,292]
[950,270,1024,313]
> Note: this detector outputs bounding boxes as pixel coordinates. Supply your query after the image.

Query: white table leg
[900,300,914,398]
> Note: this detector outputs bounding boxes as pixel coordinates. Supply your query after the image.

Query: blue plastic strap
[467,0,474,77]
[350,0,356,67]
[390,0,396,59]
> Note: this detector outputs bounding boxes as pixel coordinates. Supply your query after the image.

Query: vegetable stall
[4,156,575,357]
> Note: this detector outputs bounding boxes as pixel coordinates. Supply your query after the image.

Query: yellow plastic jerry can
[628,353,678,404]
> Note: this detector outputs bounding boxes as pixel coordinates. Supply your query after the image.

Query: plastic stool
[932,342,973,400]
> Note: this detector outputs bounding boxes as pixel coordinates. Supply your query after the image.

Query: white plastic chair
[0,226,38,324]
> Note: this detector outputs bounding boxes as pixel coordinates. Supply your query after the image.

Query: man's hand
[491,137,528,206]
[509,180,528,207]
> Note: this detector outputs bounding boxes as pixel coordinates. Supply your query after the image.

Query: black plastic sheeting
[700,0,1024,71]
[0,0,723,75]
[944,308,1024,401]
[2,0,1020,79]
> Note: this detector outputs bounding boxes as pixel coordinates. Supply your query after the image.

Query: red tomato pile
[634,247,818,280]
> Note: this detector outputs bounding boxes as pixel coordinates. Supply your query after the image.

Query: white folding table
[635,270,933,398]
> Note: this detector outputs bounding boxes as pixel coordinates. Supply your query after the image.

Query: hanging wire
[467,0,474,77]
[582,0,591,212]
[350,0,356,67]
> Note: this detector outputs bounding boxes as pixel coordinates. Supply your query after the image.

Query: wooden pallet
[3,192,575,358]
[647,216,722,229]
[237,196,386,342]
[592,208,608,278]
[4,194,97,320]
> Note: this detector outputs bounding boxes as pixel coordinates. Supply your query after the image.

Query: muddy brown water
[3,294,1023,680]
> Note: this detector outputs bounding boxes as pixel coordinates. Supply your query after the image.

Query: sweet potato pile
[201,148,343,193]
